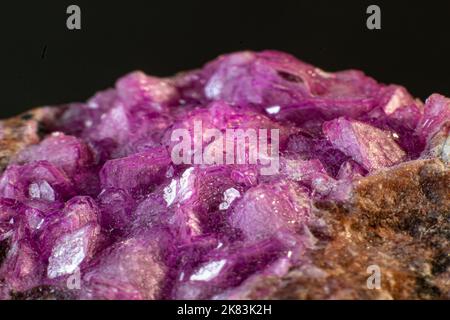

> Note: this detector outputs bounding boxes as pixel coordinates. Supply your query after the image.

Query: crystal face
[0,50,449,300]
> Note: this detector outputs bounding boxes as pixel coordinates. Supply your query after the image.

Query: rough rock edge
[0,107,448,300]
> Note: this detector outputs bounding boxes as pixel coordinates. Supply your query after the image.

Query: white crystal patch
[219,188,241,210]
[47,227,90,279]
[163,179,177,206]
[190,259,227,281]
[265,105,280,114]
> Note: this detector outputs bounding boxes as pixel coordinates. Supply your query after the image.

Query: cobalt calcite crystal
[0,51,448,300]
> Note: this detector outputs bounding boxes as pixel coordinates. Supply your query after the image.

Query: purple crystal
[37,197,100,269]
[201,51,380,114]
[99,147,171,198]
[416,94,450,143]
[228,180,310,243]
[0,161,75,201]
[286,133,350,177]
[337,160,366,180]
[13,133,93,176]
[0,199,19,241]
[173,237,290,299]
[323,117,406,171]
[0,235,44,292]
[46,223,99,280]
[80,229,174,300]
[116,71,179,113]
[97,187,136,232]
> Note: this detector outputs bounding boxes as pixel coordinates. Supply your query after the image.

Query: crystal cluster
[0,51,448,300]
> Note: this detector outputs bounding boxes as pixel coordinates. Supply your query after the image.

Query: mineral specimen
[0,51,448,300]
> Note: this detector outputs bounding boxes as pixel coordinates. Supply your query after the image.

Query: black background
[0,0,449,118]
